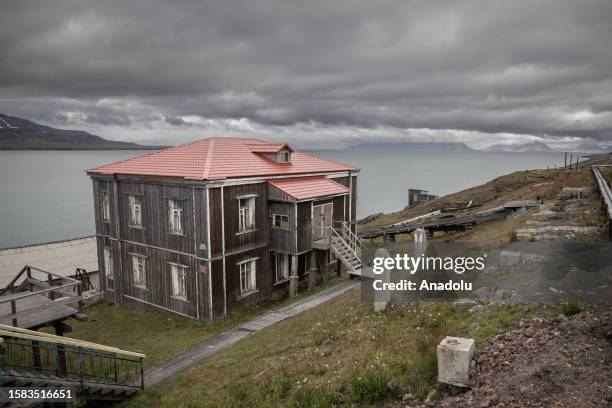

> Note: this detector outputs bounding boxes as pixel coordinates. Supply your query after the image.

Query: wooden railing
[0,265,83,327]
[0,324,145,389]
[592,165,612,240]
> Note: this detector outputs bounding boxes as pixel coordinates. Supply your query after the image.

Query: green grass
[50,274,347,368]
[472,303,531,343]
[556,299,586,316]
[119,292,536,408]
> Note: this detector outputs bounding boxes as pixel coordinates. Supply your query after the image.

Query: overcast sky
[1,0,611,148]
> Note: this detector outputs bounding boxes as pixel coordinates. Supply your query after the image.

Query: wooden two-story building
[87,137,360,323]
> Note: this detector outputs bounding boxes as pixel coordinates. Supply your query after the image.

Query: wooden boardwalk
[144,280,359,387]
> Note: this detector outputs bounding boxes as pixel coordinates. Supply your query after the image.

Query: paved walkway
[144,280,359,387]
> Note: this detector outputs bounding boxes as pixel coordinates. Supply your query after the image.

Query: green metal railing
[0,331,144,389]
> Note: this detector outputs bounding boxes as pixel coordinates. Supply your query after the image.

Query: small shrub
[350,370,391,404]
[312,329,338,346]
[415,334,432,352]
[413,350,438,381]
[266,375,293,399]
[557,299,585,316]
[415,381,431,401]
[290,386,344,408]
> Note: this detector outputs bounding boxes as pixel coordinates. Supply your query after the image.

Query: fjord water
[0,150,566,248]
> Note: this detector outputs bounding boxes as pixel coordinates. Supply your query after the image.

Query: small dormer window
[279,149,291,163]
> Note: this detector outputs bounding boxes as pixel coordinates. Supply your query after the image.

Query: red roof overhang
[268,176,350,200]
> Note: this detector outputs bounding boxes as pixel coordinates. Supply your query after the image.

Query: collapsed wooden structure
[0,265,85,330]
[358,201,540,241]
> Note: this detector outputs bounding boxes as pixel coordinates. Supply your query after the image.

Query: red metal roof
[268,176,350,200]
[87,137,358,180]
[246,142,294,153]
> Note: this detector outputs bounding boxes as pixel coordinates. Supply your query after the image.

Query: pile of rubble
[515,186,602,241]
[435,307,612,407]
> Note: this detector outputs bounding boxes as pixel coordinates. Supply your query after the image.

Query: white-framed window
[238,197,255,231]
[168,199,184,234]
[101,190,110,222]
[273,214,289,229]
[239,259,257,294]
[131,255,146,287]
[275,253,289,282]
[170,263,188,299]
[128,195,143,227]
[279,150,291,163]
[103,247,113,279]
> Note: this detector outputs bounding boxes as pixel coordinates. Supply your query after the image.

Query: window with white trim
[238,197,255,231]
[128,195,143,227]
[279,150,291,163]
[101,190,110,222]
[168,199,184,234]
[131,255,146,287]
[104,247,113,279]
[275,253,289,282]
[239,259,256,294]
[273,214,289,229]
[170,263,188,299]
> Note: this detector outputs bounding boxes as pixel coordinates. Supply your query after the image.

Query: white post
[373,248,391,312]
[288,255,298,298]
[414,228,427,259]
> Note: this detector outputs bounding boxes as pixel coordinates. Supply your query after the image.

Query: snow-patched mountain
[0,113,161,150]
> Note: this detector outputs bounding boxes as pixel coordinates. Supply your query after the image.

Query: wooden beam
[0,326,145,358]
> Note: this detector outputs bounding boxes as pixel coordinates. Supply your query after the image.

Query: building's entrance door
[312,203,333,241]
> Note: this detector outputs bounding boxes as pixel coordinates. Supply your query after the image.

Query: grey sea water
[0,150,566,248]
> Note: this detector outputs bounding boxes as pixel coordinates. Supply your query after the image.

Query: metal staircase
[329,222,369,276]
[0,324,145,403]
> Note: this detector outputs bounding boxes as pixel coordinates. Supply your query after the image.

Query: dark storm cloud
[0,0,611,145]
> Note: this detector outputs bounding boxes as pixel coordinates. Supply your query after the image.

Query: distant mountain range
[484,141,555,153]
[575,142,611,153]
[0,113,162,150]
[347,142,474,152]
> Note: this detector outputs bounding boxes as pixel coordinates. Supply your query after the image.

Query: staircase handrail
[327,227,358,268]
[337,221,368,253]
[0,324,145,389]
[0,324,145,358]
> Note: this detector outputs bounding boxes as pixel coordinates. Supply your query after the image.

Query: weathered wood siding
[209,187,223,258]
[119,241,198,318]
[92,178,118,238]
[117,182,197,254]
[267,184,294,202]
[225,246,271,310]
[296,202,312,253]
[222,183,269,254]
[351,175,357,232]
[210,258,225,319]
[268,202,296,253]
[332,196,345,223]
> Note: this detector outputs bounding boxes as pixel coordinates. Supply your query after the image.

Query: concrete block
[452,298,479,311]
[437,336,475,387]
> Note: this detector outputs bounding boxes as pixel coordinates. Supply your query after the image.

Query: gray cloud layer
[1,0,611,147]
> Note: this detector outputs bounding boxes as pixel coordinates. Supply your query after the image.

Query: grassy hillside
[359,155,611,245]
[121,290,536,408]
